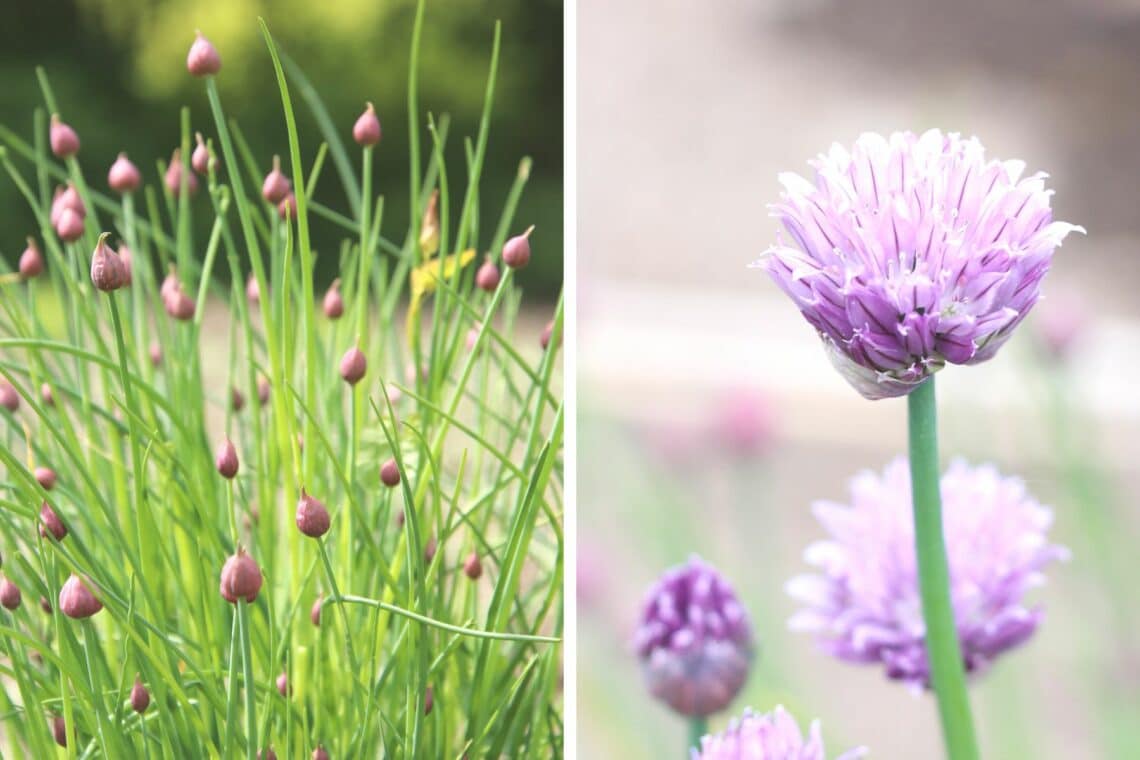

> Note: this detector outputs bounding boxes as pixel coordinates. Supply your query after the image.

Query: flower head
[787,457,1067,689]
[692,705,866,760]
[19,238,44,280]
[353,102,382,146]
[759,130,1083,399]
[49,114,80,158]
[634,556,754,717]
[108,153,141,194]
[59,574,103,618]
[187,31,222,77]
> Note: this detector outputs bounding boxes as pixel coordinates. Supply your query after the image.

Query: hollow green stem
[688,716,707,756]
[907,377,979,760]
[236,601,257,760]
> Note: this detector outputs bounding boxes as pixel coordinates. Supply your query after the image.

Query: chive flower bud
[258,748,277,760]
[296,488,331,538]
[312,746,330,760]
[0,380,19,412]
[231,387,245,412]
[40,384,55,407]
[219,546,263,604]
[117,244,134,286]
[463,552,483,580]
[0,577,21,610]
[34,467,57,491]
[339,346,366,385]
[246,273,260,305]
[51,183,86,225]
[257,377,271,407]
[49,114,80,158]
[423,536,437,564]
[108,153,142,194]
[278,193,297,220]
[353,102,382,146]
[39,502,67,541]
[90,233,128,291]
[59,573,103,618]
[424,686,434,715]
[40,596,52,614]
[52,715,67,747]
[19,238,44,280]
[192,132,210,174]
[164,149,199,197]
[475,256,500,292]
[131,676,151,713]
[323,279,344,319]
[262,156,290,203]
[55,208,85,242]
[163,281,195,321]
[187,31,221,77]
[502,226,534,269]
[540,320,558,350]
[215,438,239,479]
[380,458,400,488]
[310,596,322,626]
[276,672,290,697]
[149,341,163,367]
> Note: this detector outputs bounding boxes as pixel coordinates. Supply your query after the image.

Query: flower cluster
[692,706,865,760]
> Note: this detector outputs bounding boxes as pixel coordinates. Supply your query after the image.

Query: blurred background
[0,0,563,298]
[578,0,1139,758]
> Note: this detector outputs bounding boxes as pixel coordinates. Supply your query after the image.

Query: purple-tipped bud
[463,551,483,580]
[52,715,67,747]
[40,596,52,614]
[1,576,21,610]
[246,273,260,305]
[149,341,163,368]
[278,193,297,220]
[475,256,500,292]
[164,283,195,321]
[395,509,405,528]
[59,574,103,618]
[192,132,211,174]
[219,547,262,604]
[423,686,434,715]
[276,672,290,697]
[423,536,437,564]
[312,746,330,760]
[231,387,246,413]
[296,489,331,538]
[35,467,57,491]
[55,208,85,242]
[165,150,199,197]
[130,676,150,713]
[466,327,480,352]
[353,102,382,146]
[187,31,222,76]
[51,184,86,226]
[49,114,80,158]
[502,226,534,269]
[108,153,141,194]
[41,383,55,407]
[257,377,271,407]
[634,556,754,717]
[540,320,558,350]
[117,244,134,286]
[215,438,239,479]
[39,502,67,541]
[262,156,290,203]
[380,458,400,488]
[339,346,366,385]
[258,749,277,760]
[91,233,128,292]
[0,380,19,412]
[323,279,344,319]
[19,238,44,279]
[310,596,322,626]
[160,271,178,299]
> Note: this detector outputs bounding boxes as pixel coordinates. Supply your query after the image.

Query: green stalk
[688,716,707,755]
[237,602,257,760]
[907,378,979,760]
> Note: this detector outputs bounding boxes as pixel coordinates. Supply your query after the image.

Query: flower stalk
[908,378,979,760]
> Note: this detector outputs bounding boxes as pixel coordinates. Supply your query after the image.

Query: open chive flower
[757,130,1083,399]
[692,706,866,760]
[634,556,754,718]
[787,457,1067,689]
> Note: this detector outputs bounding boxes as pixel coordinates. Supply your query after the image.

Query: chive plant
[0,6,563,758]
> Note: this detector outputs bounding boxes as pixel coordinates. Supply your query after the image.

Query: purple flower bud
[339,346,366,385]
[34,467,57,491]
[149,341,163,368]
[312,746,330,760]
[692,706,867,760]
[634,556,754,717]
[165,150,199,197]
[108,153,141,194]
[475,256,501,292]
[502,226,534,269]
[262,156,290,203]
[117,244,134,286]
[257,377,271,407]
[380,458,400,488]
[463,552,483,580]
[49,114,80,158]
[323,279,344,319]
[278,193,297,220]
[465,327,480,352]
[59,574,103,618]
[51,183,86,226]
[192,132,210,174]
[423,685,434,715]
[760,130,1084,400]
[1,576,22,610]
[52,715,67,747]
[187,31,222,77]
[219,547,262,604]
[246,273,260,305]
[40,384,55,407]
[788,457,1068,689]
[423,536,437,565]
[258,748,277,760]
[130,676,150,713]
[55,208,85,243]
[540,320,559,350]
[164,282,195,321]
[1035,292,1088,362]
[216,438,239,479]
[712,388,774,458]
[19,238,44,280]
[353,102,382,147]
[231,387,245,412]
[276,671,290,697]
[40,596,52,614]
[39,502,67,541]
[310,596,322,627]
[0,380,19,412]
[296,488,331,538]
[90,233,128,292]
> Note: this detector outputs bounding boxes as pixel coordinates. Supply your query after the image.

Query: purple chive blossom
[692,705,866,760]
[787,457,1067,690]
[634,556,754,717]
[758,130,1083,400]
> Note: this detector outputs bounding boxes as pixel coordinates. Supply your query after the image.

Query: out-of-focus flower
[758,130,1083,399]
[1034,292,1088,362]
[712,388,775,457]
[787,457,1067,689]
[634,556,754,717]
[692,705,866,760]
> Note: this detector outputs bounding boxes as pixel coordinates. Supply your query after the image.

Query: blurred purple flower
[758,130,1083,399]
[1034,291,1088,362]
[787,457,1067,689]
[692,705,866,760]
[634,556,754,717]
[712,388,775,457]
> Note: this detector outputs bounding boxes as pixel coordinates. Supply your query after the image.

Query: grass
[0,5,562,758]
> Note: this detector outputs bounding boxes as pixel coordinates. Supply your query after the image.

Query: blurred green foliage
[0,0,562,297]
